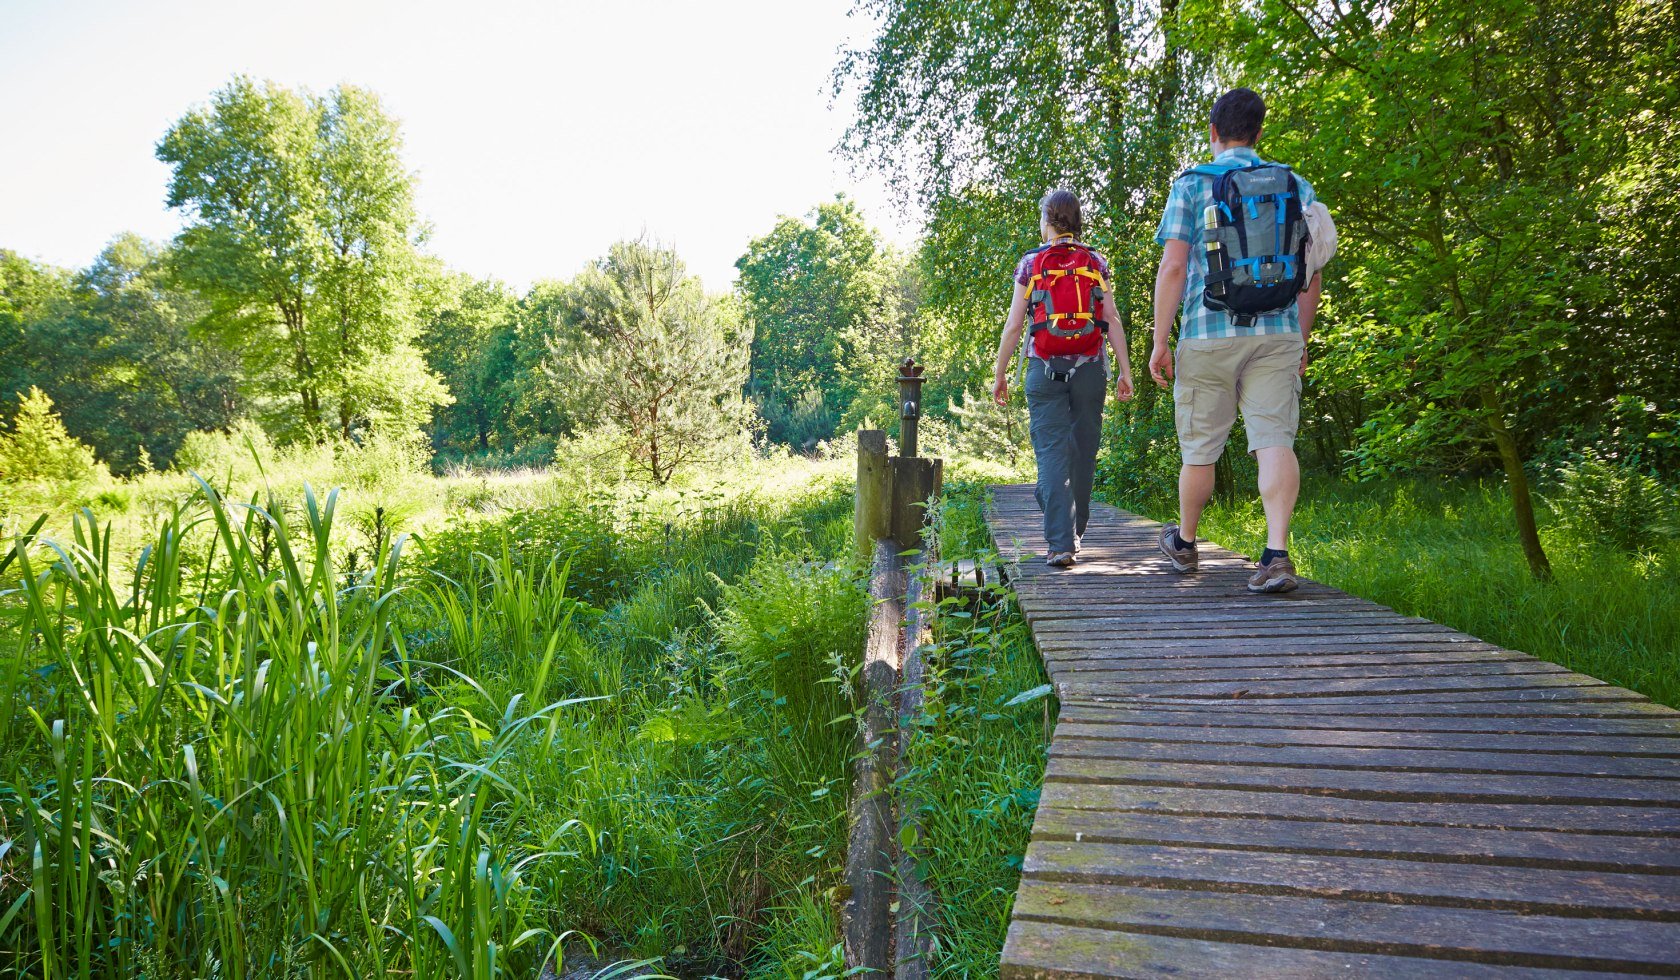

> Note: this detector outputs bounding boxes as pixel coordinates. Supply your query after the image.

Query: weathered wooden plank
[988,487,1680,978]
[1037,781,1680,835]
[1053,672,1606,700]
[1041,652,1537,673]
[1057,687,1650,708]
[1061,690,1659,710]
[1031,618,1455,636]
[1053,721,1680,757]
[1030,808,1680,871]
[1012,882,1680,972]
[1000,921,1647,979]
[1024,841,1680,917]
[1051,734,1680,780]
[1045,756,1680,805]
[1045,660,1570,683]
[1055,709,1680,738]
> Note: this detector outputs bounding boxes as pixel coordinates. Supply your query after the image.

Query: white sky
[0,0,917,292]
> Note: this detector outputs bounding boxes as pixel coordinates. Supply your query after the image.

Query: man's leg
[1068,365,1106,539]
[1179,463,1216,541]
[1025,368,1077,555]
[1255,446,1299,550]
[1173,340,1238,541]
[1239,334,1306,592]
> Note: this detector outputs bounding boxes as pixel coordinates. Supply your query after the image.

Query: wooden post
[843,538,903,975]
[890,456,943,549]
[855,429,892,558]
[895,548,936,980]
[897,358,926,459]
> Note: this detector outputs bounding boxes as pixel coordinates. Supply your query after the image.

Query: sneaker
[1248,555,1299,594]
[1074,534,1083,554]
[1158,524,1198,573]
[1046,551,1076,568]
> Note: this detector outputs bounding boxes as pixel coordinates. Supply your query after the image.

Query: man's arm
[992,283,1030,406]
[1297,272,1322,375]
[1149,239,1190,388]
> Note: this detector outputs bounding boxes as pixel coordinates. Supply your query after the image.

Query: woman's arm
[1105,293,1134,402]
[992,283,1030,406]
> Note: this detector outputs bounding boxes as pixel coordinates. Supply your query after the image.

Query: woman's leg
[1025,365,1077,553]
[1069,364,1106,539]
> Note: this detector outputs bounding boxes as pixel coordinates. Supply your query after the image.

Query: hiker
[992,189,1135,568]
[1149,87,1324,593]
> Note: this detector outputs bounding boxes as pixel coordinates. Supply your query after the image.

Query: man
[1148,87,1323,593]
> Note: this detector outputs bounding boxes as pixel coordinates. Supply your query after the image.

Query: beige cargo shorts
[1173,332,1304,465]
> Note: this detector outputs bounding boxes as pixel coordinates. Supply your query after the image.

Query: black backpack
[1180,160,1309,327]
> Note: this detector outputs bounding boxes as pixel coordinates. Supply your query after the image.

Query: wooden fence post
[855,429,892,559]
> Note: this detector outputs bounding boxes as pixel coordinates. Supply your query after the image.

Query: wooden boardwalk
[985,485,1680,978]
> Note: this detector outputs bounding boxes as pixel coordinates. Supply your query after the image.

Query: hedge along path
[984,484,1680,979]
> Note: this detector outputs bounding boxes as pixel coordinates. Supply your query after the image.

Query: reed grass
[0,462,869,977]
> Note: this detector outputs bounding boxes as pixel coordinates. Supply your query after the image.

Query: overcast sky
[0,0,918,292]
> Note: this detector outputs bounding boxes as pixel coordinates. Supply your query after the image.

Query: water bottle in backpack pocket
[1183,162,1309,327]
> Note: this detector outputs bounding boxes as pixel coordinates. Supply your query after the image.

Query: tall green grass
[0,462,874,977]
[898,484,1053,978]
[0,481,603,977]
[1129,476,1680,707]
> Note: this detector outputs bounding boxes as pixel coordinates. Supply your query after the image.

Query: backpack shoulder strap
[1178,161,1244,180]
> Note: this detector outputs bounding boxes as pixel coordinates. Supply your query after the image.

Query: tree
[1,240,240,473]
[0,387,107,487]
[734,197,907,446]
[545,239,755,484]
[1187,0,1663,578]
[834,0,1211,464]
[420,273,520,456]
[157,76,448,443]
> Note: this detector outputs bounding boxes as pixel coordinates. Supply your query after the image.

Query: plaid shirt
[1156,146,1317,340]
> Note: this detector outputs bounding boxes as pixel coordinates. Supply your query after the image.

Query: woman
[992,189,1135,567]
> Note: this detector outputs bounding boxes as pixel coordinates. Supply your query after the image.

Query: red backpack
[1026,240,1108,359]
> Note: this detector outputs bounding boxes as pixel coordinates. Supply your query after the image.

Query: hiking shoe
[1046,551,1076,568]
[1248,555,1299,594]
[1158,524,1198,573]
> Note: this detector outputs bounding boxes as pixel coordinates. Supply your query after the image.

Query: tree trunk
[1481,386,1552,580]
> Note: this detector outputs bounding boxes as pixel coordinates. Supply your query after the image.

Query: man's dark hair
[1210,88,1266,145]
[1040,188,1082,237]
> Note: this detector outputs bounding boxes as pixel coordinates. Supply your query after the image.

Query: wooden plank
[1054,707,1680,736]
[1023,840,1680,917]
[1060,690,1659,709]
[1041,651,1537,672]
[1052,734,1680,781]
[1012,881,1680,972]
[1000,921,1646,979]
[1045,756,1680,805]
[1045,660,1571,683]
[1038,781,1680,835]
[987,486,1680,978]
[1031,808,1680,871]
[1053,721,1680,757]
[1053,673,1608,700]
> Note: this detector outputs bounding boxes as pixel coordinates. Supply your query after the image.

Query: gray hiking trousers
[1025,359,1106,554]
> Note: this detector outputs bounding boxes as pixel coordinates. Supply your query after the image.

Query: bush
[1095,389,1181,511]
[1549,449,1679,553]
[0,386,109,488]
[173,419,278,485]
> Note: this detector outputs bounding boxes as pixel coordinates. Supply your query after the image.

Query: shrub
[1550,449,1679,553]
[174,418,277,485]
[0,386,109,488]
